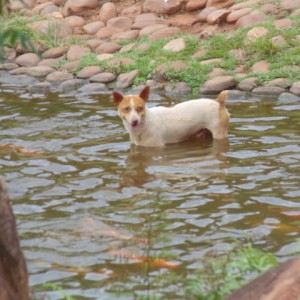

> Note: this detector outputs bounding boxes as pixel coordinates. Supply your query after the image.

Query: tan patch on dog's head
[112,86,150,117]
[118,95,146,117]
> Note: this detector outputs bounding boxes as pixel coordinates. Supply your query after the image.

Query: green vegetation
[1,3,300,92]
[185,243,278,300]
[42,283,74,300]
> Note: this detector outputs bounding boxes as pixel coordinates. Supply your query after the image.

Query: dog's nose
[131,120,139,128]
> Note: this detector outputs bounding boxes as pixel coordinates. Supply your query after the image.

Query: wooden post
[0,179,30,300]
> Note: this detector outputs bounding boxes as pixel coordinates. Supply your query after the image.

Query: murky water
[0,85,300,299]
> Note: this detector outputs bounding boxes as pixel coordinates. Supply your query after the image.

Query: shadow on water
[120,138,230,189]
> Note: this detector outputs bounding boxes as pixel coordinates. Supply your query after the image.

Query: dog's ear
[112,91,123,105]
[139,85,150,101]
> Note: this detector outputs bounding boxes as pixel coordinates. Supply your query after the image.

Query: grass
[184,243,278,300]
[2,6,300,93]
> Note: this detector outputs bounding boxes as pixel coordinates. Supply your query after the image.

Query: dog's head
[112,86,150,129]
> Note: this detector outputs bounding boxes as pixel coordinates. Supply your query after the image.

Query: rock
[8,0,34,10]
[207,9,230,24]
[143,0,184,15]
[251,60,269,73]
[60,60,80,72]
[29,82,52,92]
[96,54,114,61]
[236,10,266,28]
[77,66,102,79]
[67,45,91,60]
[33,2,54,14]
[154,61,187,82]
[2,47,17,62]
[90,72,117,83]
[235,65,246,73]
[95,42,121,54]
[119,43,136,53]
[15,53,41,67]
[226,258,300,300]
[116,70,139,89]
[132,13,167,30]
[46,71,73,85]
[238,77,258,91]
[137,43,151,52]
[111,30,140,42]
[200,76,236,94]
[64,16,86,29]
[199,7,217,22]
[86,39,105,50]
[49,11,64,19]
[38,57,64,67]
[42,46,69,59]
[168,14,199,27]
[261,3,278,15]
[63,0,98,16]
[120,4,143,20]
[0,63,19,70]
[186,0,207,11]
[9,67,29,75]
[229,49,245,61]
[208,67,225,77]
[30,20,72,38]
[271,35,287,48]
[292,9,300,16]
[226,8,252,23]
[206,0,234,9]
[0,72,38,86]
[26,66,55,77]
[231,0,260,10]
[149,27,181,40]
[199,25,219,38]
[99,2,117,23]
[192,48,208,59]
[83,21,105,35]
[226,89,247,99]
[165,82,192,97]
[274,18,293,29]
[252,86,285,95]
[108,58,135,68]
[96,26,122,39]
[200,58,222,65]
[79,83,108,94]
[139,24,168,37]
[40,4,59,15]
[246,27,268,42]
[278,92,300,102]
[58,79,86,92]
[107,16,132,32]
[290,82,300,95]
[163,38,186,52]
[266,78,289,88]
[280,0,300,12]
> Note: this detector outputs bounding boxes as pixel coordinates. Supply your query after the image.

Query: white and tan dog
[112,86,230,147]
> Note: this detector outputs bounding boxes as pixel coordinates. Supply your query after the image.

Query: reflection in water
[1,89,300,299]
[121,138,230,188]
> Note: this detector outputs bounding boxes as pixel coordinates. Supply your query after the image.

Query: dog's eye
[136,106,144,113]
[123,106,130,112]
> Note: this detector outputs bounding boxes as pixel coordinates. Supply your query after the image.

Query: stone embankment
[1,0,300,99]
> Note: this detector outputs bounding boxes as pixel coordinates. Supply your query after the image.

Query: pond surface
[0,85,300,299]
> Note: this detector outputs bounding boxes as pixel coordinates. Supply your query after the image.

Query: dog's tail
[215,90,228,106]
